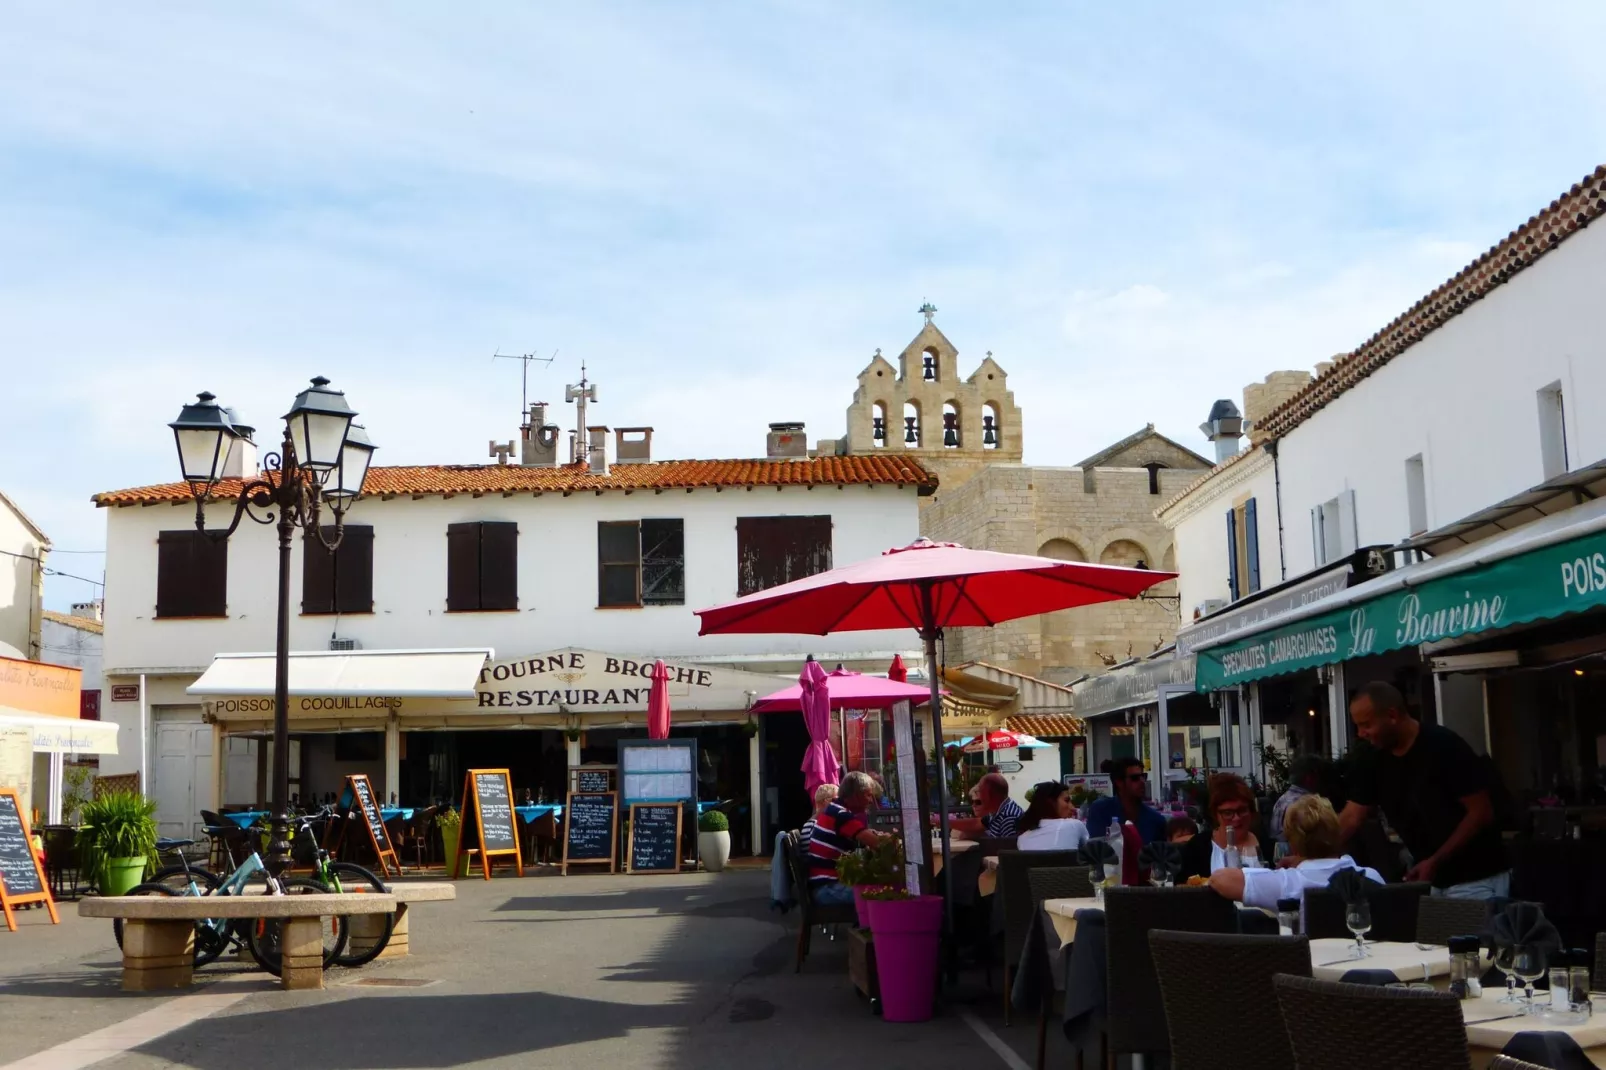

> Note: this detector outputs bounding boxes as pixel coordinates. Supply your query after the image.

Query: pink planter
[866,894,944,1023]
[852,885,891,929]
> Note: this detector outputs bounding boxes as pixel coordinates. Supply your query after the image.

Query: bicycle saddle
[155,837,196,850]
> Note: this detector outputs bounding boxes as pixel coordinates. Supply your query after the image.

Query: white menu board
[620,741,695,803]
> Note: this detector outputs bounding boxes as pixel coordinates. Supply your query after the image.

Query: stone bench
[80,893,395,992]
[347,881,456,961]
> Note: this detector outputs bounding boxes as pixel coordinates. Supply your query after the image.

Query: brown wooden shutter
[195,531,228,616]
[334,525,374,613]
[302,531,337,615]
[478,521,519,610]
[446,523,481,611]
[157,530,228,617]
[735,515,832,596]
[156,530,194,618]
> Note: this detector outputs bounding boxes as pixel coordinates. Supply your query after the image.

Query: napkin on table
[1078,839,1117,882]
[1137,841,1183,883]
[1484,900,1562,958]
[1326,867,1372,905]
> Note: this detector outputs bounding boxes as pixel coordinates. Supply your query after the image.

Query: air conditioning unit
[1193,599,1228,620]
[329,637,361,652]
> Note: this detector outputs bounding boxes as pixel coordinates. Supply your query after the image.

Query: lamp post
[168,378,376,876]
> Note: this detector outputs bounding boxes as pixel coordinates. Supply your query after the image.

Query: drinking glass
[1511,945,1546,1014]
[1493,942,1521,1004]
[1345,900,1372,959]
[1273,842,1291,866]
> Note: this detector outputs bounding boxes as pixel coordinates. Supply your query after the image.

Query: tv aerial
[492,348,557,416]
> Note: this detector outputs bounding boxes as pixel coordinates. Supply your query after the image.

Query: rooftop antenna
[563,361,599,465]
[492,348,556,419]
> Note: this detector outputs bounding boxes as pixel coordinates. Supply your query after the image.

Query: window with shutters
[736,515,832,596]
[445,521,519,612]
[301,525,374,615]
[1311,490,1357,566]
[597,519,685,607]
[1225,498,1261,601]
[155,530,228,618]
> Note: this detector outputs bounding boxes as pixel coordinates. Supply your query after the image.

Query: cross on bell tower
[918,301,938,325]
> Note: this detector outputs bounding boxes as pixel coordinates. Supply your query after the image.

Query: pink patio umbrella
[798,657,838,798]
[647,658,671,740]
[696,537,1173,932]
[749,668,936,714]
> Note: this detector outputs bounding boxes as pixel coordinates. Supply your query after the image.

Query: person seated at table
[771,782,838,912]
[800,783,837,849]
[1083,756,1168,844]
[1166,815,1197,845]
[1015,781,1090,851]
[1178,773,1262,881]
[948,773,1025,840]
[807,771,891,906]
[1207,794,1382,910]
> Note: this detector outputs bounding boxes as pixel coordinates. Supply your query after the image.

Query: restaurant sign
[1071,654,1196,719]
[1195,525,1606,690]
[475,648,784,714]
[1174,564,1353,656]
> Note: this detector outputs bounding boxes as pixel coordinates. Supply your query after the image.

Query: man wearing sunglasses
[1083,756,1168,845]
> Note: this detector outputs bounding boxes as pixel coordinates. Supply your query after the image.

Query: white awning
[186,648,494,699]
[0,711,120,754]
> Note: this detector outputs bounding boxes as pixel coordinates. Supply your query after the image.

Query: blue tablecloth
[222,811,267,828]
[515,805,563,822]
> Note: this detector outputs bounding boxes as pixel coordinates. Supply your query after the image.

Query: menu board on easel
[0,788,57,931]
[627,803,681,874]
[561,791,618,875]
[456,768,523,880]
[570,765,616,794]
[327,774,401,879]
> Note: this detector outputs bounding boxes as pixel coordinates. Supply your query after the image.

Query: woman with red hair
[1177,772,1262,881]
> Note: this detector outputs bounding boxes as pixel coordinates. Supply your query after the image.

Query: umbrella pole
[923,626,956,970]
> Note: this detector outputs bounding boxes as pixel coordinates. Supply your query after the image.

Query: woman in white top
[1015,781,1090,852]
[1209,794,1382,912]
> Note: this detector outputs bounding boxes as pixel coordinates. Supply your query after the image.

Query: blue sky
[4,2,1605,610]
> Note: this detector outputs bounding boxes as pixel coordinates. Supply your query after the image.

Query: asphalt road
[0,871,1037,1070]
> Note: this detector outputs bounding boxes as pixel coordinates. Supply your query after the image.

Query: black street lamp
[168,377,376,875]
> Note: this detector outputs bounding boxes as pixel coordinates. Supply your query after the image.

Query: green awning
[1195,505,1606,690]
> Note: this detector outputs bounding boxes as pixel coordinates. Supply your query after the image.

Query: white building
[95,419,935,847]
[1155,163,1606,803]
[41,604,105,713]
[0,488,49,661]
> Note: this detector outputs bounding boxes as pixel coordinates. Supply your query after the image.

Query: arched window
[942,401,960,448]
[982,403,1001,449]
[902,401,921,447]
[1038,538,1087,562]
[871,402,888,447]
[922,348,939,381]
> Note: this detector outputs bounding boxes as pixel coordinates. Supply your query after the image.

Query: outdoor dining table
[514,804,563,822]
[1460,990,1606,1069]
[1307,937,1451,983]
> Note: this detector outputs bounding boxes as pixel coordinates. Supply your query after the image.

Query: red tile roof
[93,456,940,506]
[1258,164,1606,439]
[1005,713,1087,738]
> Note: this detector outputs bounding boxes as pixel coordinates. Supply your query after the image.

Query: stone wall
[921,463,1203,683]
[1242,370,1314,444]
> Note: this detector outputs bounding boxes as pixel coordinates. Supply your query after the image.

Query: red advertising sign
[80,691,101,721]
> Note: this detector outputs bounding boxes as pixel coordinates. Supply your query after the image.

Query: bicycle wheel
[147,864,222,895]
[245,878,350,976]
[325,862,393,968]
[111,883,230,968]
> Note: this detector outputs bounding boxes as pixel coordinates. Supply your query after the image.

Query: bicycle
[291,807,394,966]
[111,831,348,975]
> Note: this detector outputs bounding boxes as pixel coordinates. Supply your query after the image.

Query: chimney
[220,414,258,478]
[1199,400,1244,464]
[767,422,807,460]
[587,425,610,475]
[70,600,103,623]
[615,427,653,464]
[521,402,561,467]
[1241,370,1315,443]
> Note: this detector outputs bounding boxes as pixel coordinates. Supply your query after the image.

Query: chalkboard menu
[0,788,57,931]
[561,791,618,875]
[339,774,400,879]
[455,768,523,880]
[627,802,682,874]
[576,768,613,794]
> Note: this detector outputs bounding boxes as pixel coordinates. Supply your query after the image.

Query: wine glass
[1493,941,1521,1004]
[1511,945,1546,1013]
[1345,900,1372,959]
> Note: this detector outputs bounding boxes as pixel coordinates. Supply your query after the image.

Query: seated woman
[1207,794,1382,910]
[1015,781,1090,851]
[1178,772,1262,881]
[1165,815,1197,845]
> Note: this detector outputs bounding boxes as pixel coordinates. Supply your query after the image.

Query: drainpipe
[1266,439,1288,583]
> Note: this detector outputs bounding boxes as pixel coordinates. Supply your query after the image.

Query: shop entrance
[398,730,567,807]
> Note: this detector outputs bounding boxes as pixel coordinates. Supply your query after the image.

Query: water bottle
[1224,826,1241,870]
[1107,818,1123,874]
[1276,898,1300,937]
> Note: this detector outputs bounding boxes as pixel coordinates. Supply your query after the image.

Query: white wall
[40,618,102,692]
[1278,224,1606,577]
[1162,449,1282,620]
[101,483,921,673]
[0,497,45,659]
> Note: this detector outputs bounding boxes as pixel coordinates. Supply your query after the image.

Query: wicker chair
[785,831,856,972]
[1272,974,1472,1070]
[1104,887,1239,1064]
[1303,881,1430,942]
[1414,895,1489,946]
[996,849,1081,1023]
[1596,932,1605,989]
[1488,1056,1554,1070]
[1024,866,1095,1070]
[1150,931,1310,1070]
[400,805,437,870]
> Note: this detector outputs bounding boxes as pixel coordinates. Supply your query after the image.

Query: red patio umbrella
[962,729,1050,754]
[696,537,1173,928]
[888,654,908,683]
[647,659,671,740]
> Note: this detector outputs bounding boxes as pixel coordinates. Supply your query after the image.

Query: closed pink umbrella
[888,654,908,683]
[798,657,838,798]
[647,658,671,740]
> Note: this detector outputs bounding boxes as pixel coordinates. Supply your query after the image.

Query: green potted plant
[436,806,463,878]
[79,791,158,895]
[836,837,903,928]
[862,885,944,1023]
[697,810,730,872]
